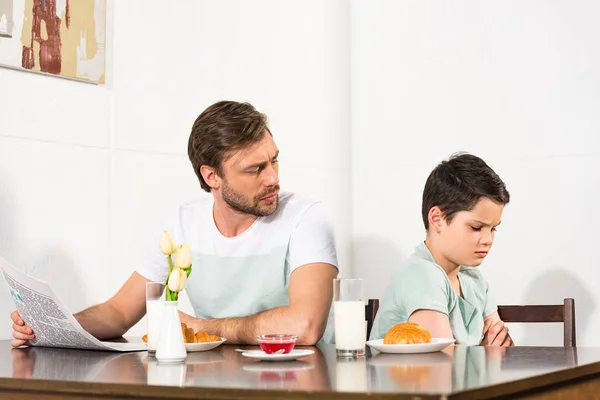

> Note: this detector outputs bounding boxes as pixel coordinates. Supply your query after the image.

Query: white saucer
[184,338,226,352]
[241,349,314,361]
[366,338,455,354]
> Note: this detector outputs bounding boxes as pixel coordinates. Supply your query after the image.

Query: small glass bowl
[256,334,298,354]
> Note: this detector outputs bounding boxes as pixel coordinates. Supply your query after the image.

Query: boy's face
[438,197,504,267]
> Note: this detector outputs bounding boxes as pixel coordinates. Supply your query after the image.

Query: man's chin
[257,200,278,216]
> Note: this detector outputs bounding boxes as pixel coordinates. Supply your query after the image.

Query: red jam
[258,341,296,354]
[256,334,298,354]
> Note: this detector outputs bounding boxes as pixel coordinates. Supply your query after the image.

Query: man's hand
[10,310,34,348]
[481,319,513,347]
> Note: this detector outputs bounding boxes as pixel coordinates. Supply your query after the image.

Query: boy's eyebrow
[470,219,502,227]
[243,151,279,170]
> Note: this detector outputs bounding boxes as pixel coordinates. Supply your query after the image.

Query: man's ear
[200,165,220,190]
[428,206,444,233]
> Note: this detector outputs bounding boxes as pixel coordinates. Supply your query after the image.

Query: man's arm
[10,272,149,346]
[74,272,149,340]
[181,262,338,345]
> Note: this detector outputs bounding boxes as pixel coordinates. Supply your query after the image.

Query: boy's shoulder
[459,266,490,288]
[394,243,449,284]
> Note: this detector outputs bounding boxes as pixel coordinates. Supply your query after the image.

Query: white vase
[155,300,187,363]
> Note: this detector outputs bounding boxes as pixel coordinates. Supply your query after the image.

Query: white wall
[2,0,598,348]
[0,0,351,339]
[351,1,600,346]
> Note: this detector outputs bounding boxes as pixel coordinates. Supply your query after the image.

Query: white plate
[184,338,226,352]
[366,338,455,354]
[241,349,314,361]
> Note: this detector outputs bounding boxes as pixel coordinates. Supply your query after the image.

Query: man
[11,101,339,346]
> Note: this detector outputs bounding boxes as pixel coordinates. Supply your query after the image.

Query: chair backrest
[365,299,380,339]
[497,298,576,347]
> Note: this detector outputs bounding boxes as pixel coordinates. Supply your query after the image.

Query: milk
[334,300,366,351]
[146,299,165,353]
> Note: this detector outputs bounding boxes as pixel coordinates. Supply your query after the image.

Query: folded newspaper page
[1,256,147,352]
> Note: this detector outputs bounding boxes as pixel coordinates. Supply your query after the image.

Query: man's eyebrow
[243,151,279,170]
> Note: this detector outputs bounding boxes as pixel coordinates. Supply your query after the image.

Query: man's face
[438,197,504,267]
[218,134,280,217]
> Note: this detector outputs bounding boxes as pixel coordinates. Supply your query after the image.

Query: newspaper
[0,256,147,352]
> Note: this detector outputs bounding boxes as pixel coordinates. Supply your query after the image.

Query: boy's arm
[181,262,337,345]
[482,311,514,346]
[408,309,454,339]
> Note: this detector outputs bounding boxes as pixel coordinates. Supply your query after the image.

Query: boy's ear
[428,206,444,233]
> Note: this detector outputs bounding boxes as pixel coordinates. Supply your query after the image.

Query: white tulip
[159,230,177,255]
[167,268,187,292]
[175,244,192,269]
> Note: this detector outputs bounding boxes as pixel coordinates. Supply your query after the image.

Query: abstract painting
[0,0,105,84]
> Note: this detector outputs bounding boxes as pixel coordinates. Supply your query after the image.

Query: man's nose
[263,164,279,186]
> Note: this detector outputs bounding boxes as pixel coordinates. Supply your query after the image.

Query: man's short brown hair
[188,101,270,192]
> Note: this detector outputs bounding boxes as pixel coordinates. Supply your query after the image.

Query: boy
[371,153,512,346]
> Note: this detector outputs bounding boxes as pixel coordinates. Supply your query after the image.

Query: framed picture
[0,0,106,84]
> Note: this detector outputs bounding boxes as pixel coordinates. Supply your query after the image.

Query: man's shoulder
[268,192,322,220]
[165,196,213,229]
[177,196,213,213]
[278,191,320,209]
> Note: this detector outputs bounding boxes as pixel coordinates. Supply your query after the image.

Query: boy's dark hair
[188,101,271,192]
[422,153,510,229]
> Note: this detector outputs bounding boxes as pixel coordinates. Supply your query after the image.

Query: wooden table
[1,341,599,399]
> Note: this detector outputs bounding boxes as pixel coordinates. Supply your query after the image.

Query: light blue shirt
[370,242,497,345]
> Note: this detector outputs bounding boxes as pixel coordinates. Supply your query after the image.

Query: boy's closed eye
[469,224,498,232]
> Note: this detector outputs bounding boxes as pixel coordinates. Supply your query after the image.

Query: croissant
[384,322,432,344]
[143,323,221,344]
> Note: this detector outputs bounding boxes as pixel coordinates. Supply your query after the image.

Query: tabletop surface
[1,341,600,399]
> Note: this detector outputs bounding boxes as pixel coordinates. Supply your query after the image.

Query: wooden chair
[365,299,380,339]
[497,298,576,347]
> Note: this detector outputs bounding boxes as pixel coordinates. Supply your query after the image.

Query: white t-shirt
[136,192,338,342]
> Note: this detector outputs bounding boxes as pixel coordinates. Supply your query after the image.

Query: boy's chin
[468,258,485,267]
[458,258,485,267]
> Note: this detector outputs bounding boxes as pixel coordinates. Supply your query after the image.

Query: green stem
[165,255,175,301]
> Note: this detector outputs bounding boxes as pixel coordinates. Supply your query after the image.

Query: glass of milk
[146,282,165,355]
[333,278,366,357]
